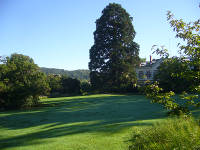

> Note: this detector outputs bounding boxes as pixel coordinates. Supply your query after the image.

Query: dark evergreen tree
[61,76,81,95]
[89,3,140,91]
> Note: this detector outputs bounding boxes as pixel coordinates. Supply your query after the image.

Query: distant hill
[40,67,90,80]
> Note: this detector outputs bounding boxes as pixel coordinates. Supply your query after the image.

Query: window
[139,71,144,79]
[146,70,151,79]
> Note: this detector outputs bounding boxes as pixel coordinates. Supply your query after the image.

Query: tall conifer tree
[89,3,140,91]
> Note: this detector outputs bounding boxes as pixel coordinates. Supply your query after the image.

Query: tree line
[0,3,139,110]
[0,3,199,111]
[0,54,91,110]
[40,67,90,81]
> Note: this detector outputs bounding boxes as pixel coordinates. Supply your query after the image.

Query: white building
[136,56,163,85]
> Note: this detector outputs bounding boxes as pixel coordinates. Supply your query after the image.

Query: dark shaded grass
[0,94,166,150]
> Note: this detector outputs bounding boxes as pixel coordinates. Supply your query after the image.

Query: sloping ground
[0,94,196,150]
[40,67,90,80]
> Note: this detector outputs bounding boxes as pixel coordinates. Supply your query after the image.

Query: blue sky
[0,0,199,70]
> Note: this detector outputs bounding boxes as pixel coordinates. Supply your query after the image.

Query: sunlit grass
[0,94,199,150]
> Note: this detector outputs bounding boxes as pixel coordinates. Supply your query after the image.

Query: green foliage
[145,11,200,116]
[47,74,82,97]
[140,58,146,63]
[129,117,200,150]
[167,11,200,90]
[80,80,92,95]
[167,11,200,60]
[0,53,50,109]
[155,57,192,93]
[47,74,62,93]
[89,3,140,92]
[41,67,90,80]
[143,81,198,116]
[151,45,169,58]
[61,76,81,95]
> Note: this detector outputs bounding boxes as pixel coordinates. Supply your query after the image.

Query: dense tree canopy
[47,74,82,97]
[154,57,192,93]
[47,74,62,94]
[0,54,50,109]
[89,3,140,91]
[61,76,81,95]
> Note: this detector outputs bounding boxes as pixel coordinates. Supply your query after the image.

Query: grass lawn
[0,94,199,150]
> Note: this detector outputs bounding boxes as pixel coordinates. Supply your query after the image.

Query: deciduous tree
[144,11,200,116]
[154,57,191,93]
[0,53,50,109]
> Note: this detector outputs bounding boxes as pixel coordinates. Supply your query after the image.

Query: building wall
[136,59,163,84]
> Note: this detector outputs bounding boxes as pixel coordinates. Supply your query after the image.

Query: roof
[137,58,163,69]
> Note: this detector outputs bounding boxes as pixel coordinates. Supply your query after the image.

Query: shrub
[61,76,81,95]
[128,117,200,150]
[80,81,92,95]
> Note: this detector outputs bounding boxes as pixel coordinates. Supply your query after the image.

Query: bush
[0,53,50,109]
[80,81,92,95]
[61,76,81,95]
[128,117,200,150]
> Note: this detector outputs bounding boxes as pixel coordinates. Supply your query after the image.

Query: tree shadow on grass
[0,95,166,149]
[0,121,155,149]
